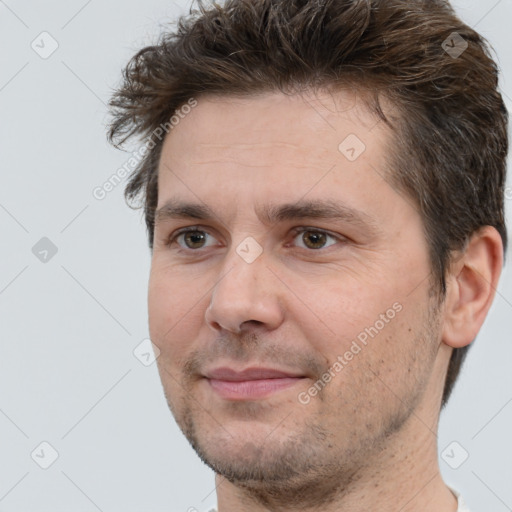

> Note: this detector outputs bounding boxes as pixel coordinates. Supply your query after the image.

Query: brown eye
[182,231,208,249]
[170,229,218,250]
[293,229,338,250]
[302,231,327,249]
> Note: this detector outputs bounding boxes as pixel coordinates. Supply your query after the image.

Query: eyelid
[289,226,346,242]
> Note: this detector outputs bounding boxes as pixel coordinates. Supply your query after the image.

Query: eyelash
[165,225,346,252]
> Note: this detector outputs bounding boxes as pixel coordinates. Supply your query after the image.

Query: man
[108,0,508,510]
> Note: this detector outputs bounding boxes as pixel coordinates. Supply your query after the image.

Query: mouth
[203,367,308,401]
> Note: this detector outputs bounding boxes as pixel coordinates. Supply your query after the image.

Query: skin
[148,90,503,512]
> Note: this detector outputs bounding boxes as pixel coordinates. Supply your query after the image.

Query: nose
[204,249,284,334]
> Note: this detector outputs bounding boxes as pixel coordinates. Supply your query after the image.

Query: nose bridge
[205,239,282,333]
[213,240,267,305]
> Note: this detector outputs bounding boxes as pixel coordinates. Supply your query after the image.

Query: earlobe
[442,226,503,349]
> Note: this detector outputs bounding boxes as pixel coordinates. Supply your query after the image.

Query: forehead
[157,89,393,189]
[155,91,404,229]
[170,89,384,148]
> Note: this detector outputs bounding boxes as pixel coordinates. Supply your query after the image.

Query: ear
[442,226,504,349]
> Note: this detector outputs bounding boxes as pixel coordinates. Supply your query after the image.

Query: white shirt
[450,486,471,512]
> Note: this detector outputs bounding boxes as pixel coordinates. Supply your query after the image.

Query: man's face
[149,90,444,499]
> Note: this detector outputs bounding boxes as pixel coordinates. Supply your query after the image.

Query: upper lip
[204,367,305,381]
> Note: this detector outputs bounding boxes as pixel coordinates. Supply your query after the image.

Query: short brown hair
[108,0,509,406]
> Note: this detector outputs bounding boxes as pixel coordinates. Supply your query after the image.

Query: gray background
[0,0,511,510]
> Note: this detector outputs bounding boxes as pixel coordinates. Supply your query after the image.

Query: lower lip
[207,377,304,400]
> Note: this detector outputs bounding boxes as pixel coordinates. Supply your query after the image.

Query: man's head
[108,0,507,505]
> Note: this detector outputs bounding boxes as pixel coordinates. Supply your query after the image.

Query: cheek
[148,272,171,340]
[292,276,424,390]
[289,274,400,352]
[148,269,192,347]
[148,265,212,368]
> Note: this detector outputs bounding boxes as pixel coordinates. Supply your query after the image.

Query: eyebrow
[154,197,381,236]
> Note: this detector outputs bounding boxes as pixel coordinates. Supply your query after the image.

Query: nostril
[243,320,264,328]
